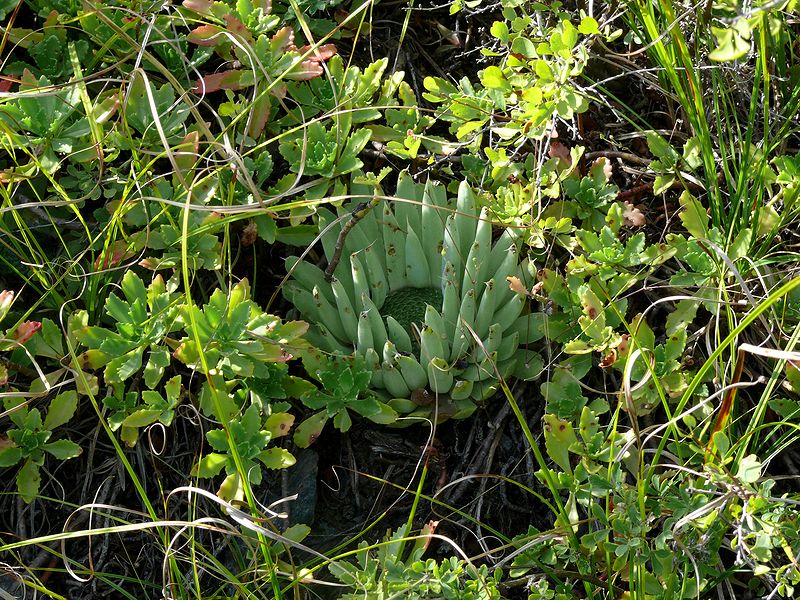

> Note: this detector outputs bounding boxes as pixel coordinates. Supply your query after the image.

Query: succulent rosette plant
[284,172,542,419]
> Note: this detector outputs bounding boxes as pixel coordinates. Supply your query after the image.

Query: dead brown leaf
[507,276,532,297]
[623,201,646,228]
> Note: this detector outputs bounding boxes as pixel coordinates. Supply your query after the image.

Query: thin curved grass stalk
[648,275,800,478]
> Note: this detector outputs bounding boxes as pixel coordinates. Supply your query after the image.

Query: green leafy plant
[103,375,183,447]
[74,271,182,386]
[293,351,396,446]
[173,279,306,378]
[122,71,191,146]
[0,70,93,173]
[506,396,800,598]
[423,10,607,153]
[184,1,336,87]
[278,120,372,179]
[0,391,81,502]
[193,402,295,501]
[284,171,543,420]
[330,524,502,599]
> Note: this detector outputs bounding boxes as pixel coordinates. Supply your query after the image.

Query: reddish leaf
[434,22,461,47]
[506,275,532,297]
[0,290,14,317]
[20,68,38,91]
[590,156,613,180]
[270,27,295,53]
[183,0,214,13]
[286,61,324,81]
[0,78,12,93]
[240,221,258,247]
[12,321,41,344]
[138,258,163,270]
[248,93,271,138]
[223,15,251,42]
[254,0,272,12]
[297,43,337,62]
[599,349,617,369]
[193,70,248,94]
[187,24,225,46]
[271,83,287,100]
[94,241,134,270]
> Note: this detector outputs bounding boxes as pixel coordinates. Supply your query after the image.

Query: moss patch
[380,287,443,334]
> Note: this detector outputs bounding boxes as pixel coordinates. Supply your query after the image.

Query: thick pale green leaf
[653,174,675,196]
[198,376,238,419]
[173,340,201,369]
[77,349,110,370]
[165,375,182,403]
[756,204,780,236]
[43,391,78,430]
[283,523,311,543]
[682,137,703,169]
[578,16,599,35]
[122,409,162,428]
[333,409,352,432]
[0,445,22,467]
[121,270,147,306]
[194,452,228,478]
[105,348,145,384]
[43,439,82,460]
[276,225,318,247]
[645,132,678,164]
[365,402,399,425]
[293,411,328,448]
[543,414,577,474]
[678,191,708,239]
[728,228,752,261]
[120,425,139,447]
[75,325,112,349]
[17,460,40,503]
[665,299,698,336]
[768,397,800,418]
[490,21,509,43]
[265,412,295,438]
[711,431,730,457]
[217,472,244,502]
[737,454,762,484]
[481,66,510,91]
[258,447,296,469]
[708,19,752,62]
[144,346,171,389]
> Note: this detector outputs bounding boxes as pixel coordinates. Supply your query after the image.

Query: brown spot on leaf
[599,349,617,369]
[411,389,433,406]
[618,334,630,355]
